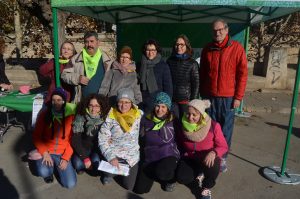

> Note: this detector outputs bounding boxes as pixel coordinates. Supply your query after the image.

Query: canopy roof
[51,0,300,24]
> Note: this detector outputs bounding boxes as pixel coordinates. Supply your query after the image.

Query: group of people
[27,18,247,199]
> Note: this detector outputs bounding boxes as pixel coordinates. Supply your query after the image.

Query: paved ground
[1,111,300,199]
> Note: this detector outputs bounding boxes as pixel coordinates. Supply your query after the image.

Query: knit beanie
[51,87,67,105]
[153,92,172,109]
[188,99,211,115]
[119,46,133,60]
[117,87,135,104]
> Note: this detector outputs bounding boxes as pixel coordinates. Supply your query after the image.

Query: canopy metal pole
[262,49,300,185]
[51,7,61,88]
[281,50,300,174]
[235,26,251,118]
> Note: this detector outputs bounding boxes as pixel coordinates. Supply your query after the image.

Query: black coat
[138,59,173,98]
[167,55,199,102]
[0,54,10,85]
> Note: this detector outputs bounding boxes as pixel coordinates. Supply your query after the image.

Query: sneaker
[163,183,176,192]
[196,173,205,188]
[43,175,54,184]
[220,158,228,173]
[101,176,113,185]
[200,188,212,199]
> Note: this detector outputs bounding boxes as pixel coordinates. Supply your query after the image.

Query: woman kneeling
[98,88,143,191]
[71,94,109,176]
[176,99,228,199]
[134,92,180,194]
[29,88,77,188]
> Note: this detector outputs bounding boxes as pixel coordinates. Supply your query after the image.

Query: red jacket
[177,121,228,160]
[39,59,73,103]
[199,39,248,100]
[32,109,74,161]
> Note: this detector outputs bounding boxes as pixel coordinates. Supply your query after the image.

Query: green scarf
[82,48,102,79]
[182,112,207,132]
[85,108,101,119]
[51,103,77,124]
[146,114,166,130]
[59,59,69,64]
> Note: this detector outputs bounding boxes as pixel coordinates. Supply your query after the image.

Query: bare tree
[13,0,22,58]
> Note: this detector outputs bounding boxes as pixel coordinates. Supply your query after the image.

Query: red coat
[199,39,248,100]
[39,59,73,103]
[32,109,74,161]
[177,121,228,160]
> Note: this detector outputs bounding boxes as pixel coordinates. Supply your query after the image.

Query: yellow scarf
[82,48,102,79]
[109,106,141,133]
[59,59,69,64]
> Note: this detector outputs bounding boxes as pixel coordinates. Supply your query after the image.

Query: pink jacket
[177,121,228,160]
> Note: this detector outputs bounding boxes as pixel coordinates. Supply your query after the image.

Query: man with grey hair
[61,31,112,103]
[199,19,248,173]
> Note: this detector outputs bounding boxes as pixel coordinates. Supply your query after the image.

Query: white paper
[32,96,44,127]
[98,160,130,176]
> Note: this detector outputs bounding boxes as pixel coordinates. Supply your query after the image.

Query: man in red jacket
[199,19,248,172]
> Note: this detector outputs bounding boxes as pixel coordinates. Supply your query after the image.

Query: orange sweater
[32,109,74,161]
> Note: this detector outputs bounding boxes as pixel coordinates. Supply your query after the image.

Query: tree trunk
[57,10,66,48]
[14,1,22,58]
[257,22,265,63]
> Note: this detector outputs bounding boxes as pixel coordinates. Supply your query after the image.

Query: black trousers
[176,157,220,189]
[103,162,139,191]
[134,156,178,194]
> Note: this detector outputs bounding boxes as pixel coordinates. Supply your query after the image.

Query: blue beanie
[154,92,172,109]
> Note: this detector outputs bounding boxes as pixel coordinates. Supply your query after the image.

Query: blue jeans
[31,154,77,189]
[72,152,101,174]
[205,97,235,152]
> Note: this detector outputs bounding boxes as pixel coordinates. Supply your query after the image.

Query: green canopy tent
[51,0,300,184]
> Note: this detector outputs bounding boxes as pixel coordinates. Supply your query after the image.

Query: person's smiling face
[212,21,229,43]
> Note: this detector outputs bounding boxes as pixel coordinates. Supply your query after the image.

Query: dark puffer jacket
[167,55,199,102]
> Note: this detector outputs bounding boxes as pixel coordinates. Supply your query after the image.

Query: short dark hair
[142,39,162,55]
[84,31,99,41]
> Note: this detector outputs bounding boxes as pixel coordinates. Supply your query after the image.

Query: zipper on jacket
[217,49,223,94]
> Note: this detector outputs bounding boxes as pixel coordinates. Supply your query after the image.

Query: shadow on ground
[13,111,37,199]
[265,122,300,138]
[0,169,19,199]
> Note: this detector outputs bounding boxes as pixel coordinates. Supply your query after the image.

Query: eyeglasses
[120,56,131,60]
[213,27,227,32]
[118,101,132,105]
[88,104,101,108]
[146,49,157,52]
[175,43,186,47]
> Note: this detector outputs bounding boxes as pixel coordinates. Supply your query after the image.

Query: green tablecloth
[0,91,36,112]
